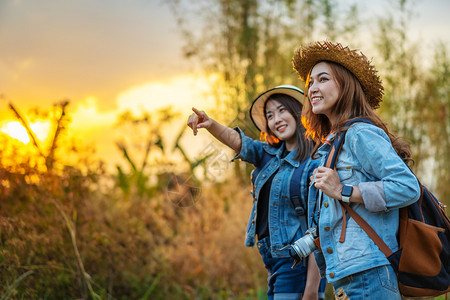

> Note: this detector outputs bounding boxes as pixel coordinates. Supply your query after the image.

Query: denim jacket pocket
[335,225,376,263]
[336,167,353,182]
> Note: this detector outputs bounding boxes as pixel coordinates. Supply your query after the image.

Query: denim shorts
[332,265,401,300]
[257,236,327,300]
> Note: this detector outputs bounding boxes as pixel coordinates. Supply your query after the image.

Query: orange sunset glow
[0,121,50,144]
[0,121,32,144]
[1,0,449,168]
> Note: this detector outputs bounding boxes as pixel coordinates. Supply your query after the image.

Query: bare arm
[187,107,242,153]
[302,254,321,300]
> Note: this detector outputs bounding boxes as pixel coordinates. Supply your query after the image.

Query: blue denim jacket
[232,127,319,257]
[307,122,420,283]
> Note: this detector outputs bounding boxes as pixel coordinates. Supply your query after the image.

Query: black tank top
[256,148,291,240]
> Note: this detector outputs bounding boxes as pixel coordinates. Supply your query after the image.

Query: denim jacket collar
[316,132,336,158]
[262,142,300,167]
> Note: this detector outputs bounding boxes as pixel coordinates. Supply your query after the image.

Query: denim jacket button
[324,202,329,208]
[324,226,330,231]
[327,248,333,254]
[330,272,335,278]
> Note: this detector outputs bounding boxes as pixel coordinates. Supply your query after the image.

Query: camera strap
[311,188,321,227]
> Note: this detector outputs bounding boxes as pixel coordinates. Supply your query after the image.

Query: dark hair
[263,93,314,162]
[302,61,413,164]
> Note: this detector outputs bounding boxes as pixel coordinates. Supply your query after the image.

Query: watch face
[342,185,353,197]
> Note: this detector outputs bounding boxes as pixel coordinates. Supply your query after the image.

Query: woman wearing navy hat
[187,85,325,299]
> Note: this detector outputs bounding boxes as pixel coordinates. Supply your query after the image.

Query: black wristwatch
[341,185,353,203]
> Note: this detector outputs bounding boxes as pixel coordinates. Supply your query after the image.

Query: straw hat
[292,40,384,109]
[249,85,304,132]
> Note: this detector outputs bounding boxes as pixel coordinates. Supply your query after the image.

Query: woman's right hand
[187,107,242,152]
[187,107,212,136]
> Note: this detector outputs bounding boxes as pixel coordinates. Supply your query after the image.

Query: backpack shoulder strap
[289,160,308,211]
[325,118,375,169]
[290,160,309,233]
[326,118,394,257]
[289,159,308,210]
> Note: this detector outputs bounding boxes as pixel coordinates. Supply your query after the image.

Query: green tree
[170,0,359,179]
[374,0,450,200]
[170,0,449,202]
[114,106,212,199]
[114,107,177,197]
[416,43,450,200]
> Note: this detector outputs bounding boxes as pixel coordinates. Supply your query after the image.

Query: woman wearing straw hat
[187,86,326,299]
[289,41,420,299]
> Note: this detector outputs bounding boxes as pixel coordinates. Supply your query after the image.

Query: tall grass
[0,131,267,298]
[1,102,447,299]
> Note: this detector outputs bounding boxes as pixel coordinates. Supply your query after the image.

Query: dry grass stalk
[8,103,45,158]
[51,198,99,299]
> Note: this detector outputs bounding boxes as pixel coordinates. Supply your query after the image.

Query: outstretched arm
[187,107,242,153]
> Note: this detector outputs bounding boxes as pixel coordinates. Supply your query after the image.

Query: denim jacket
[307,122,420,283]
[232,127,319,257]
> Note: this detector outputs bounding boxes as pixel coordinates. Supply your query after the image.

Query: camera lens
[291,227,318,258]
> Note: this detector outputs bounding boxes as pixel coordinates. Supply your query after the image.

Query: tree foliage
[374,0,450,200]
[171,0,449,201]
[170,0,359,180]
[170,0,358,124]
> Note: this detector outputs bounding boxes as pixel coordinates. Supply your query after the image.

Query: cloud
[0,0,187,109]
[116,75,215,115]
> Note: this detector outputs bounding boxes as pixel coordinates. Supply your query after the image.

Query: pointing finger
[192,107,203,117]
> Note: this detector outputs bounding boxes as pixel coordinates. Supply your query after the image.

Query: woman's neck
[285,140,297,152]
[327,113,337,127]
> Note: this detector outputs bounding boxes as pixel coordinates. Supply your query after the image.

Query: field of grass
[0,116,448,299]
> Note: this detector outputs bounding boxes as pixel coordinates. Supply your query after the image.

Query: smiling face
[265,99,297,150]
[308,61,341,124]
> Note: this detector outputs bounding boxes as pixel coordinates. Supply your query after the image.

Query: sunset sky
[1,0,449,168]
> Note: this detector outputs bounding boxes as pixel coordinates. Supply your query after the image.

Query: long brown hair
[302,61,413,164]
[262,93,314,162]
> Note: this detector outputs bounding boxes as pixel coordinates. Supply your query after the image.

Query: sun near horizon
[0,120,51,145]
[0,73,221,170]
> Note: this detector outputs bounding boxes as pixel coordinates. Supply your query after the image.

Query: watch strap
[341,195,351,203]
